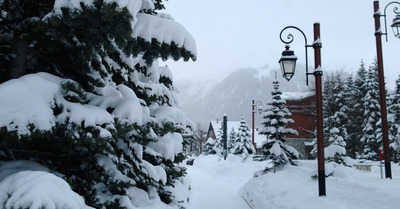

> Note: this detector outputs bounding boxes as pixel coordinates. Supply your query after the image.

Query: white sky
[162,0,400,90]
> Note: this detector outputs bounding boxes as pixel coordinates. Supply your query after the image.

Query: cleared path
[185,156,264,209]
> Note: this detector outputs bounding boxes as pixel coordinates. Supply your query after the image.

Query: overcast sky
[162,0,400,90]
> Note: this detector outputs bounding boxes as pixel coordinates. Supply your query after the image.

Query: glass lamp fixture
[278,45,298,81]
[391,13,400,38]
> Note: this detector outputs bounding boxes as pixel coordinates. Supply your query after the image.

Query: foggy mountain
[174,66,311,131]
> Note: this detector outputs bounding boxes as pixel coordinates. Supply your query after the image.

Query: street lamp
[279,45,297,81]
[372,1,400,179]
[252,100,263,146]
[380,1,400,41]
[279,23,325,196]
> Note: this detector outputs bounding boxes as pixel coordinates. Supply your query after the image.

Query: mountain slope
[175,67,310,129]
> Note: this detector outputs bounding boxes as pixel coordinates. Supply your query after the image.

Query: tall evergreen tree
[343,72,362,158]
[388,75,400,162]
[361,61,382,160]
[321,71,348,163]
[259,80,299,166]
[230,117,255,160]
[352,60,369,157]
[0,1,196,208]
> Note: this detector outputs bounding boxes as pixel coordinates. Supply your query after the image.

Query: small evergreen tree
[325,128,347,164]
[230,117,255,160]
[227,127,236,151]
[202,138,219,155]
[259,80,299,166]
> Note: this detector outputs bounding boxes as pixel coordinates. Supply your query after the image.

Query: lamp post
[279,23,325,196]
[372,0,400,179]
[252,100,263,146]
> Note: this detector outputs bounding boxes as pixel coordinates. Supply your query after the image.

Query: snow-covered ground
[185,155,400,209]
[185,155,264,209]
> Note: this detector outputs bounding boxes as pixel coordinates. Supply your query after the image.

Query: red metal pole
[380,148,383,179]
[373,1,392,179]
[252,100,255,145]
[313,22,326,196]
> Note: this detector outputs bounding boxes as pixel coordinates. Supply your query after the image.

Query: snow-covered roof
[281,92,314,101]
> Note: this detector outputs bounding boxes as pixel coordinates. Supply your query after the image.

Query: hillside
[174,66,311,129]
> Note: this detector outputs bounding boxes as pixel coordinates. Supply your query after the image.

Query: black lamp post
[373,0,400,179]
[251,100,263,146]
[279,23,325,196]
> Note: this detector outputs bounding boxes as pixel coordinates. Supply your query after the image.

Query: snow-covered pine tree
[388,75,400,163]
[0,0,196,208]
[202,137,223,156]
[320,71,348,164]
[325,128,347,164]
[360,61,382,160]
[351,60,369,157]
[259,80,299,166]
[230,117,255,160]
[343,71,362,158]
[228,127,236,152]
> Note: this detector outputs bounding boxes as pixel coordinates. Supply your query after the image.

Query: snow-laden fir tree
[343,70,362,158]
[350,60,369,157]
[360,61,382,160]
[202,138,220,155]
[325,128,347,164]
[228,127,236,152]
[388,75,400,163]
[230,117,255,160]
[319,71,348,164]
[259,80,299,166]
[0,0,196,208]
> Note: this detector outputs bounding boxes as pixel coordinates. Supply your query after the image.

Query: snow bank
[240,160,400,209]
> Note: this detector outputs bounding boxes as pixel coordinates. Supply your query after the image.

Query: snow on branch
[133,13,197,58]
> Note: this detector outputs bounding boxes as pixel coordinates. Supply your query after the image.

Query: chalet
[206,119,240,140]
[282,92,316,159]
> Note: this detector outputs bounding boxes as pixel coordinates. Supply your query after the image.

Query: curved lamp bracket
[382,1,400,41]
[279,26,314,85]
